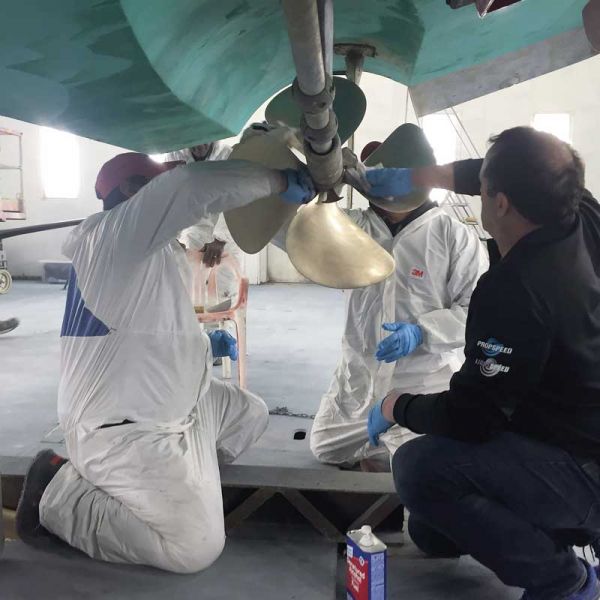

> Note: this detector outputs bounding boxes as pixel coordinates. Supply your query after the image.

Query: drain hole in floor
[293,429,306,440]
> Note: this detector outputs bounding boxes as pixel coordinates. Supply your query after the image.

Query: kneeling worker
[368,127,600,599]
[16,152,314,573]
[310,137,489,468]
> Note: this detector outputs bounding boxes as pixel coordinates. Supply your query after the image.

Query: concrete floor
[1,527,338,600]
[0,281,524,599]
[0,536,523,600]
[1,281,345,456]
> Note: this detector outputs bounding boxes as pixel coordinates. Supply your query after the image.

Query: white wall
[1,116,125,277]
[4,53,600,280]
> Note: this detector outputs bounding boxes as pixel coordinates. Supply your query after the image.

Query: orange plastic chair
[187,249,248,388]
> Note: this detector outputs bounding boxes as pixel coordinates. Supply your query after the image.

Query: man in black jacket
[367,127,600,600]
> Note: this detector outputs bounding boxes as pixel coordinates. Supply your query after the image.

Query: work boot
[520,560,600,600]
[0,317,19,334]
[16,449,67,547]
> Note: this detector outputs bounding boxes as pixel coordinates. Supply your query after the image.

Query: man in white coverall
[15,152,315,573]
[167,141,243,309]
[167,141,242,366]
[310,140,489,467]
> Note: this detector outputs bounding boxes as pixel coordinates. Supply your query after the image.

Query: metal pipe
[344,49,365,209]
[309,138,332,156]
[282,0,326,96]
[282,0,342,185]
[306,112,330,134]
[318,0,334,76]
[0,219,83,241]
[282,0,333,154]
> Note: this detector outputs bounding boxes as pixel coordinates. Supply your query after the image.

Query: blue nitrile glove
[375,322,423,363]
[368,398,394,447]
[365,168,414,198]
[280,167,316,204]
[207,330,238,361]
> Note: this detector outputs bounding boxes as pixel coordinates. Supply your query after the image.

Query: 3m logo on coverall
[410,267,425,279]
[477,338,513,357]
[475,358,510,378]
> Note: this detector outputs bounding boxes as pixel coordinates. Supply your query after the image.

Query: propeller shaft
[282,0,343,191]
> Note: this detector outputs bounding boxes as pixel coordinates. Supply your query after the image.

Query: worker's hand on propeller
[201,239,226,267]
[280,167,317,204]
[376,322,423,362]
[365,168,414,198]
[207,330,238,361]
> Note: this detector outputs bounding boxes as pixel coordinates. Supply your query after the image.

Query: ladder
[436,108,487,238]
[415,104,488,239]
[0,127,25,221]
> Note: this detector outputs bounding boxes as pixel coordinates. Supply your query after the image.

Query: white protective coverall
[38,161,283,573]
[309,204,489,465]
[168,142,244,304]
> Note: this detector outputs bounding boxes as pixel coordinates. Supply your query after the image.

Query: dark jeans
[393,432,600,600]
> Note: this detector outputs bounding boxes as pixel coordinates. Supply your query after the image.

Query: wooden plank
[2,455,396,496]
[281,489,344,543]
[348,494,403,531]
[220,464,396,494]
[225,487,276,532]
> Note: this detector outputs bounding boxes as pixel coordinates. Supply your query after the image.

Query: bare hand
[382,389,400,422]
[201,240,226,267]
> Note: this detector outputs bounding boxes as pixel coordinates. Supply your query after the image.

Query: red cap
[95,152,182,200]
[360,141,382,163]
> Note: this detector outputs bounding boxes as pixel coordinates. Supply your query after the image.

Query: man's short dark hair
[484,126,585,225]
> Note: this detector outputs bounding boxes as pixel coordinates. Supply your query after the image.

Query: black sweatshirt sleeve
[452,158,502,265]
[393,272,552,441]
[453,159,484,196]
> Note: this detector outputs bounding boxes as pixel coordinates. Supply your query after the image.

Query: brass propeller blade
[286,198,395,289]
[365,123,436,213]
[265,77,367,144]
[224,133,301,254]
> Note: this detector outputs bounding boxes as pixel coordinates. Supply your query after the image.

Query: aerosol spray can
[346,525,387,600]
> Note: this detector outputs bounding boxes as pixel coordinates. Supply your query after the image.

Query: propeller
[224,2,432,290]
[284,123,435,287]
[364,123,436,213]
[265,76,367,144]
[225,76,368,258]
[286,197,394,289]
[224,122,434,289]
[224,131,302,254]
[224,125,396,289]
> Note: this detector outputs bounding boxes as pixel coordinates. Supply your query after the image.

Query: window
[422,114,457,201]
[532,113,571,143]
[40,127,80,198]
